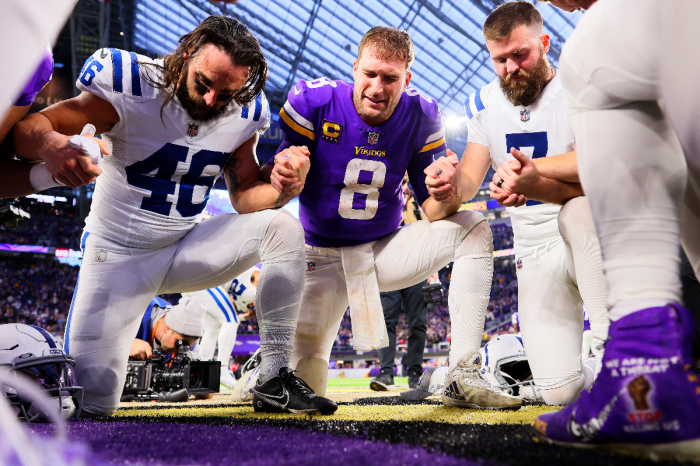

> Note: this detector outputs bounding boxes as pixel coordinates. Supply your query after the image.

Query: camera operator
[130,296,207,360]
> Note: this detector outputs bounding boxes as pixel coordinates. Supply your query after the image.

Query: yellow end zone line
[113,404,559,425]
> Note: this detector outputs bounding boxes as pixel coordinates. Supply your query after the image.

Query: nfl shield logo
[520,109,530,122]
[367,131,380,145]
[517,259,523,269]
[187,123,199,137]
[307,261,316,272]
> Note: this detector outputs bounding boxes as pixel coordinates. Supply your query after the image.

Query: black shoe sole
[253,396,338,415]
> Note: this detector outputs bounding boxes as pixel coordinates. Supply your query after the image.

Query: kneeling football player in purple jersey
[264,26,520,410]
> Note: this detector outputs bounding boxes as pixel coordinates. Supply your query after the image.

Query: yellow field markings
[114,403,559,425]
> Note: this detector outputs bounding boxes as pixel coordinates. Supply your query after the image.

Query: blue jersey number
[230,279,246,300]
[125,143,229,217]
[79,57,104,87]
[505,132,548,206]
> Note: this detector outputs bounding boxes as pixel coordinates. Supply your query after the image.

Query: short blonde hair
[357,26,415,71]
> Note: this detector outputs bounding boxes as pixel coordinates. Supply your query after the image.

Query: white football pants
[192,289,240,373]
[64,209,303,414]
[560,0,700,319]
[291,210,492,396]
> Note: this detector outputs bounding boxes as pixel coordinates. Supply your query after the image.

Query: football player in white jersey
[526,0,700,459]
[428,2,608,406]
[184,265,260,389]
[12,16,337,416]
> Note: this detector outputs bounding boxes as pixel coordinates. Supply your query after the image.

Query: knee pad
[294,357,329,396]
[539,374,585,406]
[455,219,493,259]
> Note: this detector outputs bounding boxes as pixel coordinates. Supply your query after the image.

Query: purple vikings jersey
[278,78,446,247]
[15,44,53,106]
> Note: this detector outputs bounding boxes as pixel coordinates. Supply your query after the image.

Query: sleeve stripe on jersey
[419,136,446,153]
[213,286,239,324]
[474,87,485,112]
[128,52,142,97]
[280,107,315,141]
[110,48,123,93]
[206,289,231,323]
[241,103,249,119]
[282,101,315,133]
[464,95,473,119]
[253,93,263,121]
[425,127,445,145]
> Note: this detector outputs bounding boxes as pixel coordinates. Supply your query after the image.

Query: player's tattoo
[225,158,243,192]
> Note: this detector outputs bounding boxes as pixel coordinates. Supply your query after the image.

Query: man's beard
[499,52,552,107]
[352,87,399,123]
[176,63,231,122]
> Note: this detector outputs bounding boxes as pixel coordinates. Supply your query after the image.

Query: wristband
[29,163,63,191]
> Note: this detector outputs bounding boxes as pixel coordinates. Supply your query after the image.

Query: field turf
[26,378,691,466]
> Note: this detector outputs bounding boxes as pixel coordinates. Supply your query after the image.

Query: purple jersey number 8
[338,159,386,220]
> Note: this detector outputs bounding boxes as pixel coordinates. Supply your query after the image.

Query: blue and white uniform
[465,75,607,404]
[63,48,301,415]
[183,265,260,362]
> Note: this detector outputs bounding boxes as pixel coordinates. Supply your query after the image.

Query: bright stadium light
[444,115,467,130]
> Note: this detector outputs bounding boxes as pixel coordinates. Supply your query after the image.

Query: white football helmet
[0,324,83,422]
[479,334,538,401]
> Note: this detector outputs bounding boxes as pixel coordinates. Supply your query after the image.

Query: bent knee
[262,210,304,257]
[455,218,493,259]
[558,196,596,241]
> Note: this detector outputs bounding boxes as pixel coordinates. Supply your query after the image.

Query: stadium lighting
[444,115,467,130]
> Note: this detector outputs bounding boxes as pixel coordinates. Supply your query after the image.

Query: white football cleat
[442,351,522,410]
[231,366,259,402]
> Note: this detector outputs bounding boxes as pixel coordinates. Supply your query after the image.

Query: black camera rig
[121,340,220,402]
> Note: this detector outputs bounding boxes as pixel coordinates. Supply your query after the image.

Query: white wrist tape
[29,163,64,191]
[68,123,102,168]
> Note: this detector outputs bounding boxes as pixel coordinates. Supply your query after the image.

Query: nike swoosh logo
[294,86,301,96]
[255,388,289,407]
[100,48,108,59]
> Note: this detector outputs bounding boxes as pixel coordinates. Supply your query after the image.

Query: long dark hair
[142,15,267,123]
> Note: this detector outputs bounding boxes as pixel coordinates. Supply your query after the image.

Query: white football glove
[68,124,103,168]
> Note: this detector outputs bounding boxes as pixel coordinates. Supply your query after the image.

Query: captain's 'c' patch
[321,120,342,144]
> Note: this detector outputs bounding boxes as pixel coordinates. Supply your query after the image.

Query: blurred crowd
[1,221,518,347]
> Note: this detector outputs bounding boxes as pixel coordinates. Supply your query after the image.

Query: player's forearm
[527,177,584,205]
[421,194,462,222]
[0,160,36,198]
[533,151,579,183]
[460,174,485,203]
[13,112,59,162]
[228,181,295,214]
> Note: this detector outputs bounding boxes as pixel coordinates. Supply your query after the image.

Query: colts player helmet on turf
[479,334,538,400]
[0,324,83,422]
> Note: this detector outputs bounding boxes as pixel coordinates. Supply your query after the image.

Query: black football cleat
[252,367,338,415]
[408,370,422,389]
[370,369,395,391]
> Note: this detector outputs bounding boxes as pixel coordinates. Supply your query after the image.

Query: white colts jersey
[465,75,574,250]
[227,265,260,312]
[77,48,270,248]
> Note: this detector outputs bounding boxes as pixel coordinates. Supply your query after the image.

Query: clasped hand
[270,145,311,198]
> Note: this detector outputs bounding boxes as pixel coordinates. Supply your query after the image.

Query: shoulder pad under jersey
[76,48,148,101]
[404,87,440,121]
